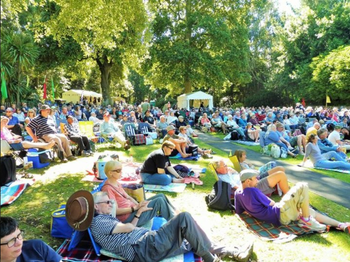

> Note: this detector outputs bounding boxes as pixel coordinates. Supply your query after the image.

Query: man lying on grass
[235,169,350,234]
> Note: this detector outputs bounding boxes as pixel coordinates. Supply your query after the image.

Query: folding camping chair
[78,121,99,143]
[228,155,242,172]
[124,123,137,145]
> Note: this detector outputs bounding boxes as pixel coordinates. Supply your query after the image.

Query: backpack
[187,144,198,156]
[230,131,239,140]
[205,180,234,211]
[271,144,281,159]
[173,164,191,178]
[0,156,17,186]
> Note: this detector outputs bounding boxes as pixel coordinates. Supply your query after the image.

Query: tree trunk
[184,0,192,94]
[96,55,113,105]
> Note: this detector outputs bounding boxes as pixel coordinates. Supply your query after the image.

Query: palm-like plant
[1,29,39,104]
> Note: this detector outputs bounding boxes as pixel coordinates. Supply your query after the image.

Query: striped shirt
[90,214,149,262]
[27,115,57,138]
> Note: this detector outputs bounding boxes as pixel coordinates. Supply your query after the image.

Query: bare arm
[25,126,38,142]
[166,166,182,179]
[112,222,135,233]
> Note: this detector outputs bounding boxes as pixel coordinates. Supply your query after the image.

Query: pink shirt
[101,180,136,222]
[1,127,15,142]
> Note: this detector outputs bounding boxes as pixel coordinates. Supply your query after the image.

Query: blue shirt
[8,116,19,126]
[16,240,61,262]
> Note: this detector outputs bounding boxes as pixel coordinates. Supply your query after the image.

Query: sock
[302,216,310,222]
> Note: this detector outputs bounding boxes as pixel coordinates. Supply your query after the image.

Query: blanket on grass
[236,212,313,243]
[170,153,200,161]
[1,181,29,206]
[144,183,187,193]
[233,140,260,146]
[314,167,350,174]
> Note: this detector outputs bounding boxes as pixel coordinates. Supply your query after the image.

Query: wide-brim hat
[66,190,94,231]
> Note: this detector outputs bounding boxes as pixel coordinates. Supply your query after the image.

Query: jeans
[322,151,347,162]
[132,212,215,262]
[124,194,176,226]
[315,160,350,170]
[141,172,173,185]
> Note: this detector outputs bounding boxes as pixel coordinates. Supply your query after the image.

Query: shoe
[298,216,327,232]
[62,158,68,163]
[88,150,94,155]
[67,155,77,161]
[82,150,90,156]
[124,141,131,150]
[211,150,217,155]
[219,242,254,262]
[336,222,350,234]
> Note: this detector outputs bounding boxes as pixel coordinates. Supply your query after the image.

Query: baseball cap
[240,169,259,182]
[166,125,175,132]
[5,108,13,112]
[40,105,51,111]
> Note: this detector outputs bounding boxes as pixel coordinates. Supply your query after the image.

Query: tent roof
[65,89,102,97]
[178,91,213,99]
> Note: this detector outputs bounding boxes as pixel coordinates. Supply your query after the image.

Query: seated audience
[235,169,350,233]
[26,105,76,162]
[300,134,350,170]
[306,122,321,142]
[1,116,55,150]
[178,126,211,155]
[100,112,130,150]
[328,125,350,151]
[4,108,22,136]
[234,149,285,179]
[226,115,246,139]
[265,124,297,157]
[175,115,198,137]
[140,141,185,185]
[101,160,177,226]
[63,115,93,156]
[213,160,289,196]
[0,217,62,262]
[13,108,25,125]
[156,115,169,138]
[317,128,347,159]
[24,109,36,125]
[200,113,212,128]
[87,191,254,262]
[167,111,178,125]
[276,122,305,154]
[163,126,191,158]
[211,112,227,133]
[88,111,101,125]
[245,123,259,142]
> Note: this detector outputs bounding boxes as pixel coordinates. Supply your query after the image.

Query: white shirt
[328,130,341,145]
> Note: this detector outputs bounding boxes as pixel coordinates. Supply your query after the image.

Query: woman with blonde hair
[101,160,177,226]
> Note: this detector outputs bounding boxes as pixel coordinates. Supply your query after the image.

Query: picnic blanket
[144,183,187,193]
[1,181,29,206]
[183,177,203,185]
[315,167,350,174]
[236,212,313,243]
[170,153,200,161]
[58,239,202,262]
[233,140,260,146]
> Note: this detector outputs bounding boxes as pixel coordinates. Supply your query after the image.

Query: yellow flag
[326,95,331,104]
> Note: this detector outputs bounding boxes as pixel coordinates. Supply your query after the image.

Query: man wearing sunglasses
[0,217,62,262]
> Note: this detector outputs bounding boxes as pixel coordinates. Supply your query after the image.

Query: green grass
[1,139,350,261]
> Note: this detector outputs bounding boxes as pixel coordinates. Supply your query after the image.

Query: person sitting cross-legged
[140,141,185,185]
[235,169,350,234]
[65,190,254,262]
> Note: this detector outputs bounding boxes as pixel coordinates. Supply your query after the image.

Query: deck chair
[228,155,242,172]
[208,163,219,181]
[78,121,99,143]
[124,123,137,145]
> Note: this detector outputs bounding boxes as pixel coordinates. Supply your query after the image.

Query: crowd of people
[1,100,350,262]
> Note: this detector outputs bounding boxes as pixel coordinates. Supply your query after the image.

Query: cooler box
[27,149,50,169]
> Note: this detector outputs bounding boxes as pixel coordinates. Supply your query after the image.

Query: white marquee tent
[177,91,213,110]
[62,89,102,104]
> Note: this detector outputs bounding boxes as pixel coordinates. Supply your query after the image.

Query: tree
[143,0,253,96]
[31,0,148,104]
[1,29,39,104]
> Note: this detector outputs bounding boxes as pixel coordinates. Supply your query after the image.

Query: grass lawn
[1,137,350,261]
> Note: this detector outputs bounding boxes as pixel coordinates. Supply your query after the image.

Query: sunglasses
[111,169,122,173]
[167,146,175,150]
[96,200,115,205]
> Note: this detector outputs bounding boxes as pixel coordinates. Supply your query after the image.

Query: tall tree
[31,0,147,104]
[144,0,253,97]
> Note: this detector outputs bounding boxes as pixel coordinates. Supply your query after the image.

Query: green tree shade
[31,0,148,104]
[143,0,252,96]
[1,29,39,104]
[311,45,350,104]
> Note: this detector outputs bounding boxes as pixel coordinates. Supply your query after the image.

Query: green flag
[1,71,8,100]
[51,77,55,99]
